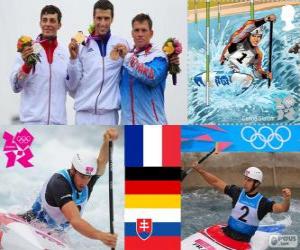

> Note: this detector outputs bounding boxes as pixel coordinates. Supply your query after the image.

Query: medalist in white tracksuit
[66,33,128,125]
[10,43,69,124]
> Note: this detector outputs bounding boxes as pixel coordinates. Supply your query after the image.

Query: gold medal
[74,31,85,44]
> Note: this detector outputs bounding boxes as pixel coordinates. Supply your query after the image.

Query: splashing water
[188,6,300,124]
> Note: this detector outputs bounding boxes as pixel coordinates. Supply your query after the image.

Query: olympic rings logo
[241,126,291,150]
[15,135,32,144]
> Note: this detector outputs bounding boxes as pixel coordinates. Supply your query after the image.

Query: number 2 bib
[228,189,263,236]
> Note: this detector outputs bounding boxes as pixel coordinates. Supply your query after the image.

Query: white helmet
[72,153,97,176]
[250,27,263,36]
[244,167,263,183]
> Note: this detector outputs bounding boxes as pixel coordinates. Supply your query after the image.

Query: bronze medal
[110,49,120,60]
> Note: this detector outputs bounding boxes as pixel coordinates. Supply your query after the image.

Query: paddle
[268,21,273,88]
[108,141,115,250]
[181,146,216,181]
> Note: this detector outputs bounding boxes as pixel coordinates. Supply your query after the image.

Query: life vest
[32,169,89,230]
[228,189,263,236]
[225,40,258,70]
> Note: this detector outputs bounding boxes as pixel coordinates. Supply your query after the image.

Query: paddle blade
[216,142,232,153]
[195,134,214,142]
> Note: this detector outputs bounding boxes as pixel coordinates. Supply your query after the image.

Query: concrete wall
[182,153,300,191]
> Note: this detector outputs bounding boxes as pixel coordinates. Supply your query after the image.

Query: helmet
[72,153,97,176]
[244,167,263,183]
[250,27,263,36]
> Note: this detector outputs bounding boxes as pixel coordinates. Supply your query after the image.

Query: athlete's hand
[220,56,225,65]
[169,53,180,65]
[266,72,272,80]
[98,232,118,248]
[192,162,205,174]
[69,38,79,60]
[265,14,276,22]
[113,43,128,58]
[119,44,128,58]
[21,46,34,65]
[104,128,119,142]
[282,188,291,200]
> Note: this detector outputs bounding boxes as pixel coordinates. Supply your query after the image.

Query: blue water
[188,6,300,124]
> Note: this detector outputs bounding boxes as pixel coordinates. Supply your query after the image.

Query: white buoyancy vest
[66,35,129,114]
[226,40,257,70]
[10,44,69,124]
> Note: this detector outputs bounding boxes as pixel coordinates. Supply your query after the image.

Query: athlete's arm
[45,174,73,207]
[224,185,242,206]
[257,197,275,220]
[264,14,276,23]
[96,128,119,176]
[193,163,227,192]
[10,53,33,93]
[123,53,168,87]
[253,49,270,79]
[272,188,291,213]
[87,175,100,199]
[61,201,117,248]
[66,40,84,93]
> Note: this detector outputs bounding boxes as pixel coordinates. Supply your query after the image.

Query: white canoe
[0,212,71,250]
[182,223,285,250]
[193,72,232,87]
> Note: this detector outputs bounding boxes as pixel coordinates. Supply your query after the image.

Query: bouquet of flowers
[85,24,97,45]
[162,38,183,85]
[88,24,95,35]
[17,36,41,71]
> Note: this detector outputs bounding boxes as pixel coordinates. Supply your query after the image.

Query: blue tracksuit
[120,45,168,125]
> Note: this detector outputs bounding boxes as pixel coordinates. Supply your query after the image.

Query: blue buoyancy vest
[32,169,89,230]
[228,189,263,236]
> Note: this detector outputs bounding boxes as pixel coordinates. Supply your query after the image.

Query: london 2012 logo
[2,128,34,168]
[240,126,291,150]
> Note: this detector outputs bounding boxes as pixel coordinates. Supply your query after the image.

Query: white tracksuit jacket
[66,35,128,116]
[10,44,69,124]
